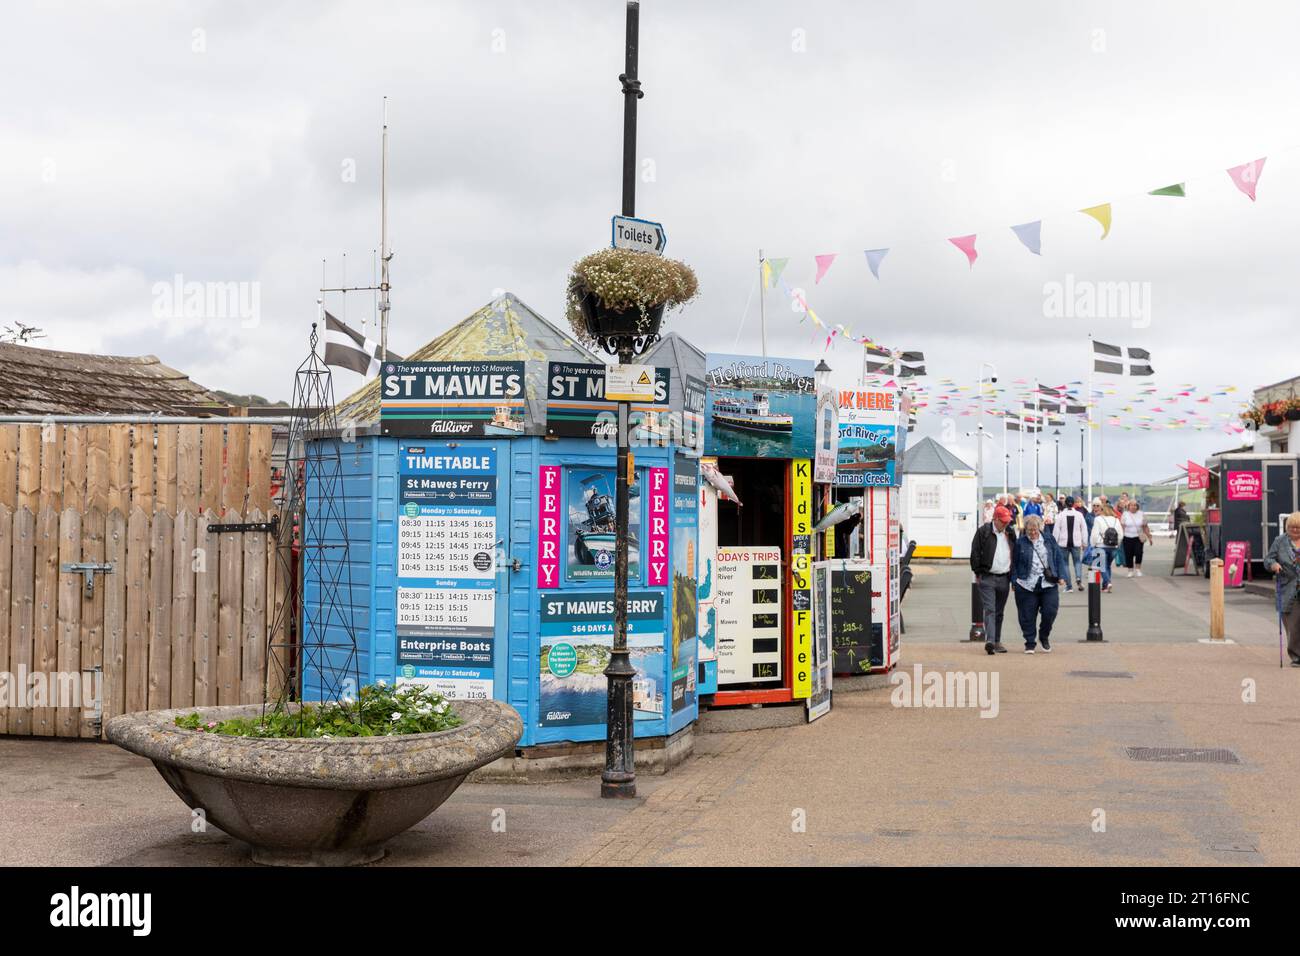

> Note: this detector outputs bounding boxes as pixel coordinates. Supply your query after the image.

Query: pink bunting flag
[1226,158,1266,201]
[948,234,978,268]
[814,253,837,284]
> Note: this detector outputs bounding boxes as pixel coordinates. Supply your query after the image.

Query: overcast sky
[3,0,1296,484]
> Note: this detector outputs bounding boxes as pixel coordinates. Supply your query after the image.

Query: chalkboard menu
[830,566,878,674]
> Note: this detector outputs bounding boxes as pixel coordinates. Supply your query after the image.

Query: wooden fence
[0,422,274,516]
[0,504,289,739]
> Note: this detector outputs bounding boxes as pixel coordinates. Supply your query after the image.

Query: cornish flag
[323,311,401,377]
[1093,340,1154,376]
[864,346,926,377]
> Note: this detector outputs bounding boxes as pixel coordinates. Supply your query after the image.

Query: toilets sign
[611,215,667,255]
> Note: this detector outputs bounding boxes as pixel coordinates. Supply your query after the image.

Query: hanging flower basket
[1264,411,1285,426]
[565,248,698,355]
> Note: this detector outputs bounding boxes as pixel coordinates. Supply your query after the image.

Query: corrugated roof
[0,342,223,415]
[901,435,974,474]
[335,293,600,428]
[639,332,705,412]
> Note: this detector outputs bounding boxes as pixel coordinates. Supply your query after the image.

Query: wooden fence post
[1209,558,1225,641]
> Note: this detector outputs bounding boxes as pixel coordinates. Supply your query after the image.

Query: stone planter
[105,699,522,866]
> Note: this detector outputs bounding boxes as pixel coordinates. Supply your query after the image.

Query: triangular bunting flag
[1010,221,1041,255]
[864,248,889,279]
[1226,158,1265,201]
[1148,183,1186,197]
[760,260,772,290]
[765,257,789,289]
[1080,203,1111,239]
[814,253,837,284]
[948,234,978,268]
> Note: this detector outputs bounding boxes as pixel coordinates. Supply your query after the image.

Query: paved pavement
[2,559,1296,866]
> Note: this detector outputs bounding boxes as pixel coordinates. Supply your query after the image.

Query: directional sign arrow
[611,215,667,255]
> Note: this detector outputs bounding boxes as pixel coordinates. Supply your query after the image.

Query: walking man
[1052,495,1085,591]
[971,504,1017,655]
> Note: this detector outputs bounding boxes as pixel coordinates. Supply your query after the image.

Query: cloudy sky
[3,0,1296,484]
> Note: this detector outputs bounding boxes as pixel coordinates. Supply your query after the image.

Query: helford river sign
[611,215,667,254]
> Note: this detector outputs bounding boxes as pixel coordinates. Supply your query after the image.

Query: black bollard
[968,575,986,642]
[1084,567,1105,642]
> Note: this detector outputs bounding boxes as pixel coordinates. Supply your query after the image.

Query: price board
[714,546,783,686]
[395,443,499,700]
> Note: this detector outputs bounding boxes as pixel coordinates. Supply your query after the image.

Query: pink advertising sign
[1227,471,1262,500]
[647,467,670,586]
[1223,540,1249,588]
[537,465,562,588]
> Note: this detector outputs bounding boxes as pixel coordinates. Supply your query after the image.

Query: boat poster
[835,386,902,486]
[695,459,719,695]
[539,591,666,729]
[394,443,498,700]
[703,352,816,459]
[381,360,526,437]
[565,466,641,580]
[670,454,698,727]
[544,361,671,442]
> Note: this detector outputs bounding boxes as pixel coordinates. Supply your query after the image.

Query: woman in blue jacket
[1013,514,1067,653]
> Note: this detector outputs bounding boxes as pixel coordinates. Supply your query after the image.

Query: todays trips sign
[381,361,526,437]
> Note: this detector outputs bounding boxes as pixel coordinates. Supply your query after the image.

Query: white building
[899,437,979,559]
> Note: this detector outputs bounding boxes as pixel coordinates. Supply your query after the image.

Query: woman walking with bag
[1012,515,1067,653]
[1120,499,1152,577]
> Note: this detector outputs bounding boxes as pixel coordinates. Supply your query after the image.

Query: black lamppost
[600,0,648,799]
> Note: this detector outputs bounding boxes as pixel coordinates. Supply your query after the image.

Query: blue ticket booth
[304,402,699,748]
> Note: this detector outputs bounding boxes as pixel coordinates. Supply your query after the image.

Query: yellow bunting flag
[1080,203,1112,239]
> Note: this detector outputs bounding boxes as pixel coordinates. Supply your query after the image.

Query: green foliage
[173,682,461,738]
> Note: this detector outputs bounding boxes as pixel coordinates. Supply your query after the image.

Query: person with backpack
[1052,495,1086,591]
[1090,502,1123,592]
[970,504,1017,654]
[1013,515,1067,653]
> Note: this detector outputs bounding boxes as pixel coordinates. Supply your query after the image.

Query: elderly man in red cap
[970,503,1017,653]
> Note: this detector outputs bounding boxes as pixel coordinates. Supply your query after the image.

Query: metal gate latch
[60,562,115,599]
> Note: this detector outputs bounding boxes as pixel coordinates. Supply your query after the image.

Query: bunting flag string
[758,152,1276,286]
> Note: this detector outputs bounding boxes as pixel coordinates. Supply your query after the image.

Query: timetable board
[395,443,499,700]
[715,546,783,685]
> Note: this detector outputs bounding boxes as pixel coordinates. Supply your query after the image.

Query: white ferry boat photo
[711,391,794,433]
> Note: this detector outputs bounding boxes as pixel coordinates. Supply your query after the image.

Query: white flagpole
[1086,333,1094,502]
[1018,408,1024,491]
[758,249,767,359]
[1002,414,1008,495]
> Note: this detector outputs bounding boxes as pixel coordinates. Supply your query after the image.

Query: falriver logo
[49,886,151,936]
[430,420,474,433]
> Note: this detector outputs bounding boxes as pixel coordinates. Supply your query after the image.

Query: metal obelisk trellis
[264,321,361,722]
